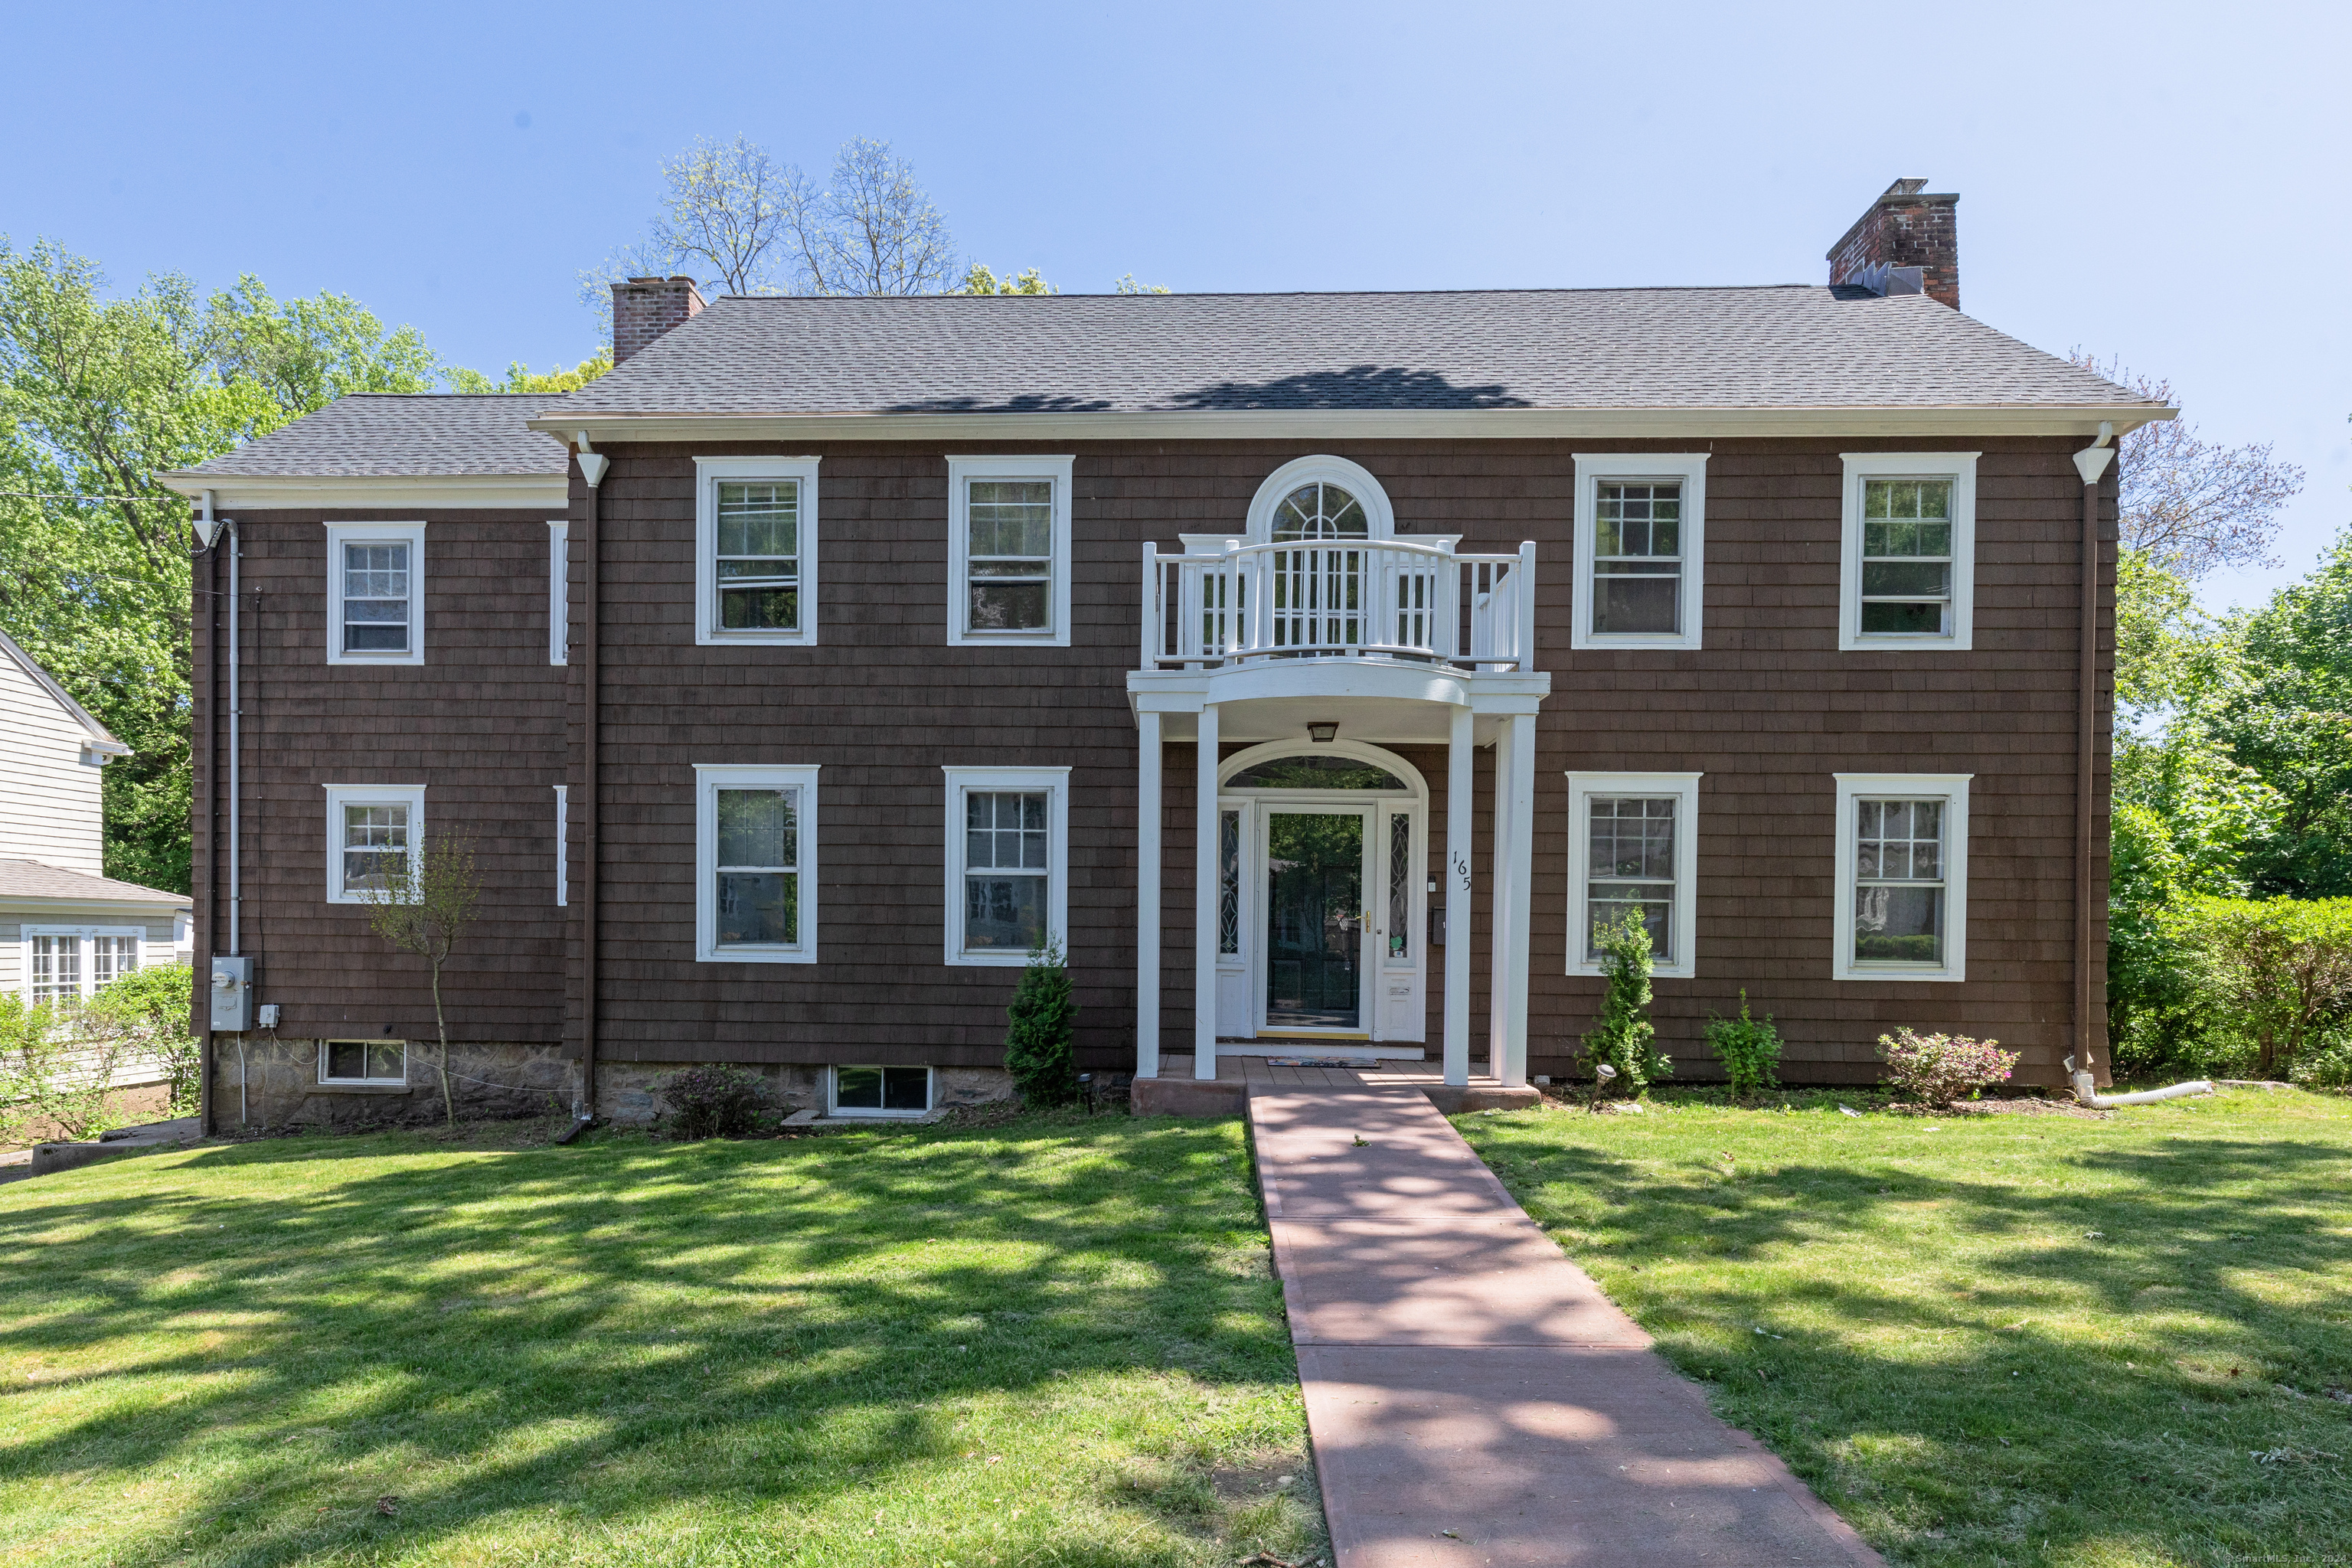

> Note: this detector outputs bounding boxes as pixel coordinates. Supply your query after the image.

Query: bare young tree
[651,136,795,296]
[355,831,482,1129]
[792,138,959,296]
[2073,355,2305,580]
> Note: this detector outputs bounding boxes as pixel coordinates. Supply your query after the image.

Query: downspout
[229,514,245,1126]
[194,495,218,1136]
[574,438,609,1124]
[2063,424,2216,1111]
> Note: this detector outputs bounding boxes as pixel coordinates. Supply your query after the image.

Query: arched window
[1270,482,1370,542]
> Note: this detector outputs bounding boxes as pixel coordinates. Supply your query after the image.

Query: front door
[1263,808,1368,1031]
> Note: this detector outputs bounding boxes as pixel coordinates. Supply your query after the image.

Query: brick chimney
[611,276,706,364]
[1827,178,1960,311]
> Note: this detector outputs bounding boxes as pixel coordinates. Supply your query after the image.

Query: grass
[0,1112,1326,1567]
[1455,1086,2352,1568]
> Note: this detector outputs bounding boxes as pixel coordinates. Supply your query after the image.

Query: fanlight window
[1270,482,1369,542]
[1227,756,1407,791]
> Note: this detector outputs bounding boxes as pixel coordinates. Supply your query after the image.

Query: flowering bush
[656,1064,772,1138]
[1877,1028,2019,1106]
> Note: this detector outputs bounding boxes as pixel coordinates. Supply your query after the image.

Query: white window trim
[553,785,569,908]
[946,455,1074,648]
[942,765,1071,967]
[322,783,426,905]
[21,926,144,1001]
[323,521,426,667]
[1244,454,1397,541]
[1832,772,1972,982]
[694,763,819,964]
[1570,454,1709,651]
[694,456,822,647]
[1563,773,1701,978]
[318,1039,407,1086]
[547,521,569,665]
[1838,452,1979,652]
[828,1063,934,1119]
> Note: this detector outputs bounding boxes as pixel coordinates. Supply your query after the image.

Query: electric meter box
[210,956,253,1033]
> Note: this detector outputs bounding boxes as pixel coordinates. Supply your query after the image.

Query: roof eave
[525,403,2177,445]
[157,472,572,509]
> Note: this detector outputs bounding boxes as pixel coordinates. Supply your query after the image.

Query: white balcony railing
[1142,537,1536,671]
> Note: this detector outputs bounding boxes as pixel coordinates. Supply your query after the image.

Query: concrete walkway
[1249,1082,1885,1567]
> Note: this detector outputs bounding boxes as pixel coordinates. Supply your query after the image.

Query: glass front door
[1264,810,1365,1029]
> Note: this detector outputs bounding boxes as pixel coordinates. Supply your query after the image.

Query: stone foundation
[208,1038,577,1132]
[593,1061,1017,1128]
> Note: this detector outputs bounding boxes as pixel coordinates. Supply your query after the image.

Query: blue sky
[5,0,2345,609]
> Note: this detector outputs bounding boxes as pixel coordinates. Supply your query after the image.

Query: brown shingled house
[163,178,2171,1131]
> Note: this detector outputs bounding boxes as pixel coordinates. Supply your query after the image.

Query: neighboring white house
[0,632,189,1048]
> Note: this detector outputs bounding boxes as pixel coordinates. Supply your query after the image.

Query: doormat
[1266,1057,1357,1069]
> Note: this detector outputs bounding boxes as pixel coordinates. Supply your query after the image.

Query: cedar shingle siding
[193,436,2112,1088]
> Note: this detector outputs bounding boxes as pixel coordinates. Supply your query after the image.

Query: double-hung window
[694,457,821,645]
[942,766,1070,965]
[1572,454,1707,650]
[694,765,819,962]
[1563,773,1700,977]
[1833,773,1970,981]
[1839,454,1978,650]
[946,456,1073,646]
[322,784,426,904]
[21,927,143,1002]
[323,522,426,665]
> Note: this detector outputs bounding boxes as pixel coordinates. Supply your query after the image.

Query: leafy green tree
[85,962,198,1116]
[0,239,440,890]
[958,264,1054,296]
[448,349,612,396]
[1004,938,1076,1106]
[2164,896,2352,1078]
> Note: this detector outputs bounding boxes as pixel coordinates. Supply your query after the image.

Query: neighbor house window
[321,784,426,904]
[1563,773,1700,978]
[21,928,144,1002]
[946,456,1073,646]
[942,766,1070,965]
[323,522,426,665]
[694,764,819,962]
[1572,454,1708,651]
[831,1065,933,1118]
[1839,454,1978,651]
[1833,773,1971,981]
[694,457,821,646]
[547,521,569,665]
[320,1040,406,1086]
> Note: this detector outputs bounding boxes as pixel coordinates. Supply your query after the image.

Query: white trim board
[159,474,569,510]
[1570,453,1708,652]
[945,454,1074,648]
[1563,773,1702,978]
[1831,772,1971,982]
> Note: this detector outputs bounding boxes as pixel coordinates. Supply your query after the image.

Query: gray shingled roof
[0,861,188,906]
[540,286,2152,418]
[178,395,570,478]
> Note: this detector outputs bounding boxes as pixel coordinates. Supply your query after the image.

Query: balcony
[1142,537,1536,672]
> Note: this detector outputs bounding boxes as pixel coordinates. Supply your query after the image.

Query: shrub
[1004,939,1077,1106]
[2162,896,2352,1079]
[1877,1028,2019,1106]
[1704,990,1781,1097]
[87,964,200,1117]
[1580,913,1670,1098]
[656,1064,771,1138]
[2293,1027,2352,1091]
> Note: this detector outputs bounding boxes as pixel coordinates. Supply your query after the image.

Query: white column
[1488,715,1515,1081]
[1504,711,1538,1087]
[1135,710,1162,1079]
[1443,704,1474,1086]
[1194,704,1221,1080]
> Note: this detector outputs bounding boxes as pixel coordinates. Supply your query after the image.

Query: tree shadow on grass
[0,1117,1315,1566]
[1462,1115,2352,1566]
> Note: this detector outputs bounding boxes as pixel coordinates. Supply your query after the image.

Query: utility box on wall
[210,956,252,1033]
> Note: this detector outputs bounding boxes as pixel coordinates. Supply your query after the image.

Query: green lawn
[1456,1087,2352,1568]
[0,1113,1325,1567]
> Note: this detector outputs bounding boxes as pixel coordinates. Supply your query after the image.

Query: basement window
[320,1040,407,1086]
[831,1065,932,1118]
